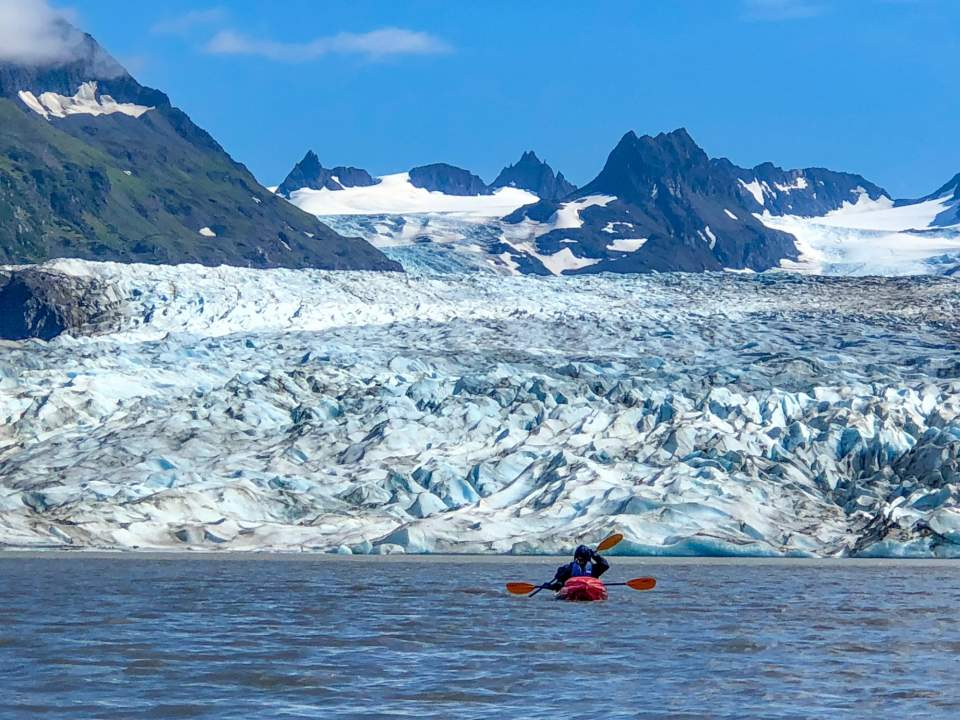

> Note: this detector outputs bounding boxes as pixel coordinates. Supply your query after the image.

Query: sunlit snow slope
[764,192,960,276]
[2,261,960,557]
[290,173,538,218]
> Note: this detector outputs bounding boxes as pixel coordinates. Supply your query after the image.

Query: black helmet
[574,545,592,562]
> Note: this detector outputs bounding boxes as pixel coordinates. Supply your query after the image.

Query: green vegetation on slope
[0,100,399,270]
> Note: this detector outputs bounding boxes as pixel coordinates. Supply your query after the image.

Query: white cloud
[204,27,451,62]
[742,0,826,21]
[0,0,85,64]
[151,7,227,36]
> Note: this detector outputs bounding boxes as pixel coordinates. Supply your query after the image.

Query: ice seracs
[1,260,958,557]
[18,81,153,120]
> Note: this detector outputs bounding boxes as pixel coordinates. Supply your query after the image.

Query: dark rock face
[276,151,379,196]
[408,163,490,196]
[722,159,889,216]
[490,151,576,201]
[0,268,124,340]
[505,128,799,274]
[0,27,400,272]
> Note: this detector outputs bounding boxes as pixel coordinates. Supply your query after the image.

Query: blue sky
[69,0,958,197]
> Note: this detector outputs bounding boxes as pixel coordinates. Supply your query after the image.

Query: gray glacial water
[2,555,959,719]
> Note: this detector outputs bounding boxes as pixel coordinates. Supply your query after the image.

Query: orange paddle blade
[626,577,656,591]
[596,532,624,552]
[506,582,538,595]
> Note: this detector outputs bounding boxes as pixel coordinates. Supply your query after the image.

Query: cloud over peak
[204,27,452,62]
[0,0,85,65]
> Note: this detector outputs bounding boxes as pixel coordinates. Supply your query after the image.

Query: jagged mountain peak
[490,150,576,201]
[577,127,713,203]
[276,151,378,196]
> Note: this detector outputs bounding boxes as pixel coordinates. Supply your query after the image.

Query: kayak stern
[556,576,608,602]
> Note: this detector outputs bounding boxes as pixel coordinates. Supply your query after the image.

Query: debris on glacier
[1,259,959,557]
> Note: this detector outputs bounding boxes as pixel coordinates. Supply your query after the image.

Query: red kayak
[555,576,608,602]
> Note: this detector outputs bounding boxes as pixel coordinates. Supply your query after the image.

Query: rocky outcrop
[0,267,124,340]
[408,163,490,196]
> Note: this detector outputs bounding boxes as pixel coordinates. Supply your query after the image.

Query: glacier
[763,191,960,276]
[299,187,960,278]
[1,259,959,557]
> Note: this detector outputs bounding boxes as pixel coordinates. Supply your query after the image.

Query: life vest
[568,560,593,577]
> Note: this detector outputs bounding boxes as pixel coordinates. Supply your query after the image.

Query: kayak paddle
[505,576,656,595]
[595,532,624,553]
[606,577,657,591]
[523,531,627,597]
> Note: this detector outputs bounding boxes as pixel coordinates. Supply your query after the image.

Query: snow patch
[18,82,153,120]
[289,173,538,220]
[602,221,635,234]
[739,179,765,206]
[198,227,216,238]
[550,195,617,230]
[537,248,601,275]
[723,209,738,220]
[606,238,648,252]
[774,176,809,193]
[704,226,717,249]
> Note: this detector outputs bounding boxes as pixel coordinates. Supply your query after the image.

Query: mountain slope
[0,27,399,271]
[723,160,890,217]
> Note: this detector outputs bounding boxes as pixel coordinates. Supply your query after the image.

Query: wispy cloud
[204,27,452,62]
[742,0,826,21]
[0,0,85,64]
[151,7,227,36]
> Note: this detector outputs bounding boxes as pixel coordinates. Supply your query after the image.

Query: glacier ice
[1,260,959,557]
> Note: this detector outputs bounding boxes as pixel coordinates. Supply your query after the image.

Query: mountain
[489,151,576,201]
[501,128,800,274]
[720,160,890,217]
[0,24,399,271]
[407,163,490,196]
[276,151,378,197]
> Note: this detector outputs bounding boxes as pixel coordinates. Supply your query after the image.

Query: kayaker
[546,544,609,591]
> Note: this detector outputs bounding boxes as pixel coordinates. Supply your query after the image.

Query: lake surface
[2,555,959,719]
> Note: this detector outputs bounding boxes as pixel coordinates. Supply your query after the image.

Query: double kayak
[556,576,608,602]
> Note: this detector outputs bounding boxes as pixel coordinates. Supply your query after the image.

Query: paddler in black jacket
[546,544,610,591]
